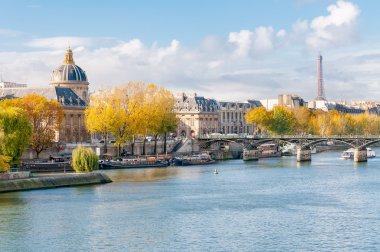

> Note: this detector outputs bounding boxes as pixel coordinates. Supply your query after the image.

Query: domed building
[50,47,89,101]
[0,47,90,144]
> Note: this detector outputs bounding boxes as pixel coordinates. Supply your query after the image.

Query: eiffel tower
[315,53,326,101]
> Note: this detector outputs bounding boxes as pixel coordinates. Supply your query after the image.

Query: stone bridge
[198,135,380,162]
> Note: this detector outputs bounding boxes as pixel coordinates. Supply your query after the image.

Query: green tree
[0,129,11,172]
[268,106,296,135]
[72,146,99,172]
[0,106,32,164]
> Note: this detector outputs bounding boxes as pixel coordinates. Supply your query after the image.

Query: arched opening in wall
[82,91,87,100]
[190,130,195,138]
[181,130,187,138]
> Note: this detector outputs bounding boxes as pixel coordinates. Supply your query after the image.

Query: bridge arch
[200,139,245,148]
[358,139,380,149]
[301,139,356,150]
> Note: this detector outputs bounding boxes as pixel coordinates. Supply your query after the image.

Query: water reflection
[0,193,26,206]
[2,151,380,251]
[104,167,180,182]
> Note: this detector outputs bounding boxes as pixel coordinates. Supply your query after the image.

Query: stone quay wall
[0,172,31,181]
[0,172,112,193]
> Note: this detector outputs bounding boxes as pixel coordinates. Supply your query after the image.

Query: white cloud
[276,29,287,38]
[228,26,275,57]
[0,1,375,102]
[228,30,253,57]
[253,26,274,52]
[306,0,360,48]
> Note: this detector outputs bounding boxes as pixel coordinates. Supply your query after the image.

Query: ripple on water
[1,151,380,251]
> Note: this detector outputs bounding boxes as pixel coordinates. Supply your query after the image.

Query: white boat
[281,143,297,156]
[341,148,354,159]
[367,148,376,158]
[341,148,376,159]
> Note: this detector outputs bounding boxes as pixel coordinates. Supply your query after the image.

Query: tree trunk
[142,138,146,156]
[163,132,167,154]
[103,135,107,155]
[131,136,135,156]
[154,134,158,154]
[117,143,121,157]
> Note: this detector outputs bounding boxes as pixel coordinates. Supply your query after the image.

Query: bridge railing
[198,134,380,140]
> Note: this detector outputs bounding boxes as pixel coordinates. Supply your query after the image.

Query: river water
[1,151,380,251]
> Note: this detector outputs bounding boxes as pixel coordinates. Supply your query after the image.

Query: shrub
[72,147,99,172]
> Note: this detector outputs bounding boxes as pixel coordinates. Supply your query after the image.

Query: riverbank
[0,172,112,193]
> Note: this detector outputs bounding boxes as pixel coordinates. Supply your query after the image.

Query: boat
[171,153,215,166]
[281,143,297,156]
[24,156,73,173]
[214,168,218,174]
[242,149,260,161]
[341,149,354,159]
[99,158,169,169]
[258,143,281,158]
[341,148,376,159]
[367,148,376,158]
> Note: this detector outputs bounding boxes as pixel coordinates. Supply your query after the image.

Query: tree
[0,129,11,172]
[267,106,296,135]
[293,107,313,135]
[0,94,63,159]
[245,106,270,133]
[107,86,133,157]
[72,146,98,172]
[0,106,32,164]
[148,86,177,154]
[84,90,114,154]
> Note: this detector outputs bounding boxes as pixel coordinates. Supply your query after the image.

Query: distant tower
[315,53,326,100]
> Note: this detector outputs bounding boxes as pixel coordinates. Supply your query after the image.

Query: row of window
[221,111,246,122]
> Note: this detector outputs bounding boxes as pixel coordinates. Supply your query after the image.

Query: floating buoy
[214,168,218,174]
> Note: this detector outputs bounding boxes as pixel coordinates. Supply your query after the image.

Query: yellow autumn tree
[148,86,177,154]
[293,107,313,135]
[0,94,63,158]
[84,89,115,154]
[245,106,270,134]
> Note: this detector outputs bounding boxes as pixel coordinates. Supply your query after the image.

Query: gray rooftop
[0,87,86,108]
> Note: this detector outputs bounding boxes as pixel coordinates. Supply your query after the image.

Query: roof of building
[0,86,86,108]
[50,47,88,84]
[247,99,263,107]
[175,93,220,113]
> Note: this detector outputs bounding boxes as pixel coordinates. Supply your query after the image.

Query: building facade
[174,93,219,138]
[219,101,260,135]
[0,47,89,143]
[0,81,27,88]
[49,47,89,143]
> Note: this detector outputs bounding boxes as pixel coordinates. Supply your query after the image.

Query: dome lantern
[63,47,75,64]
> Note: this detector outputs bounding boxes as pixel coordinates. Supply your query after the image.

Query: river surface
[1,151,380,251]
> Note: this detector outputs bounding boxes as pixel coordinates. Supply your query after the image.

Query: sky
[0,0,380,102]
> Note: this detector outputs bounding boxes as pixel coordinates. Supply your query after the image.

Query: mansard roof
[0,86,86,108]
[175,93,219,113]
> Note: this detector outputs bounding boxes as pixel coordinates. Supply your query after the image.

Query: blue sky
[0,0,380,101]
